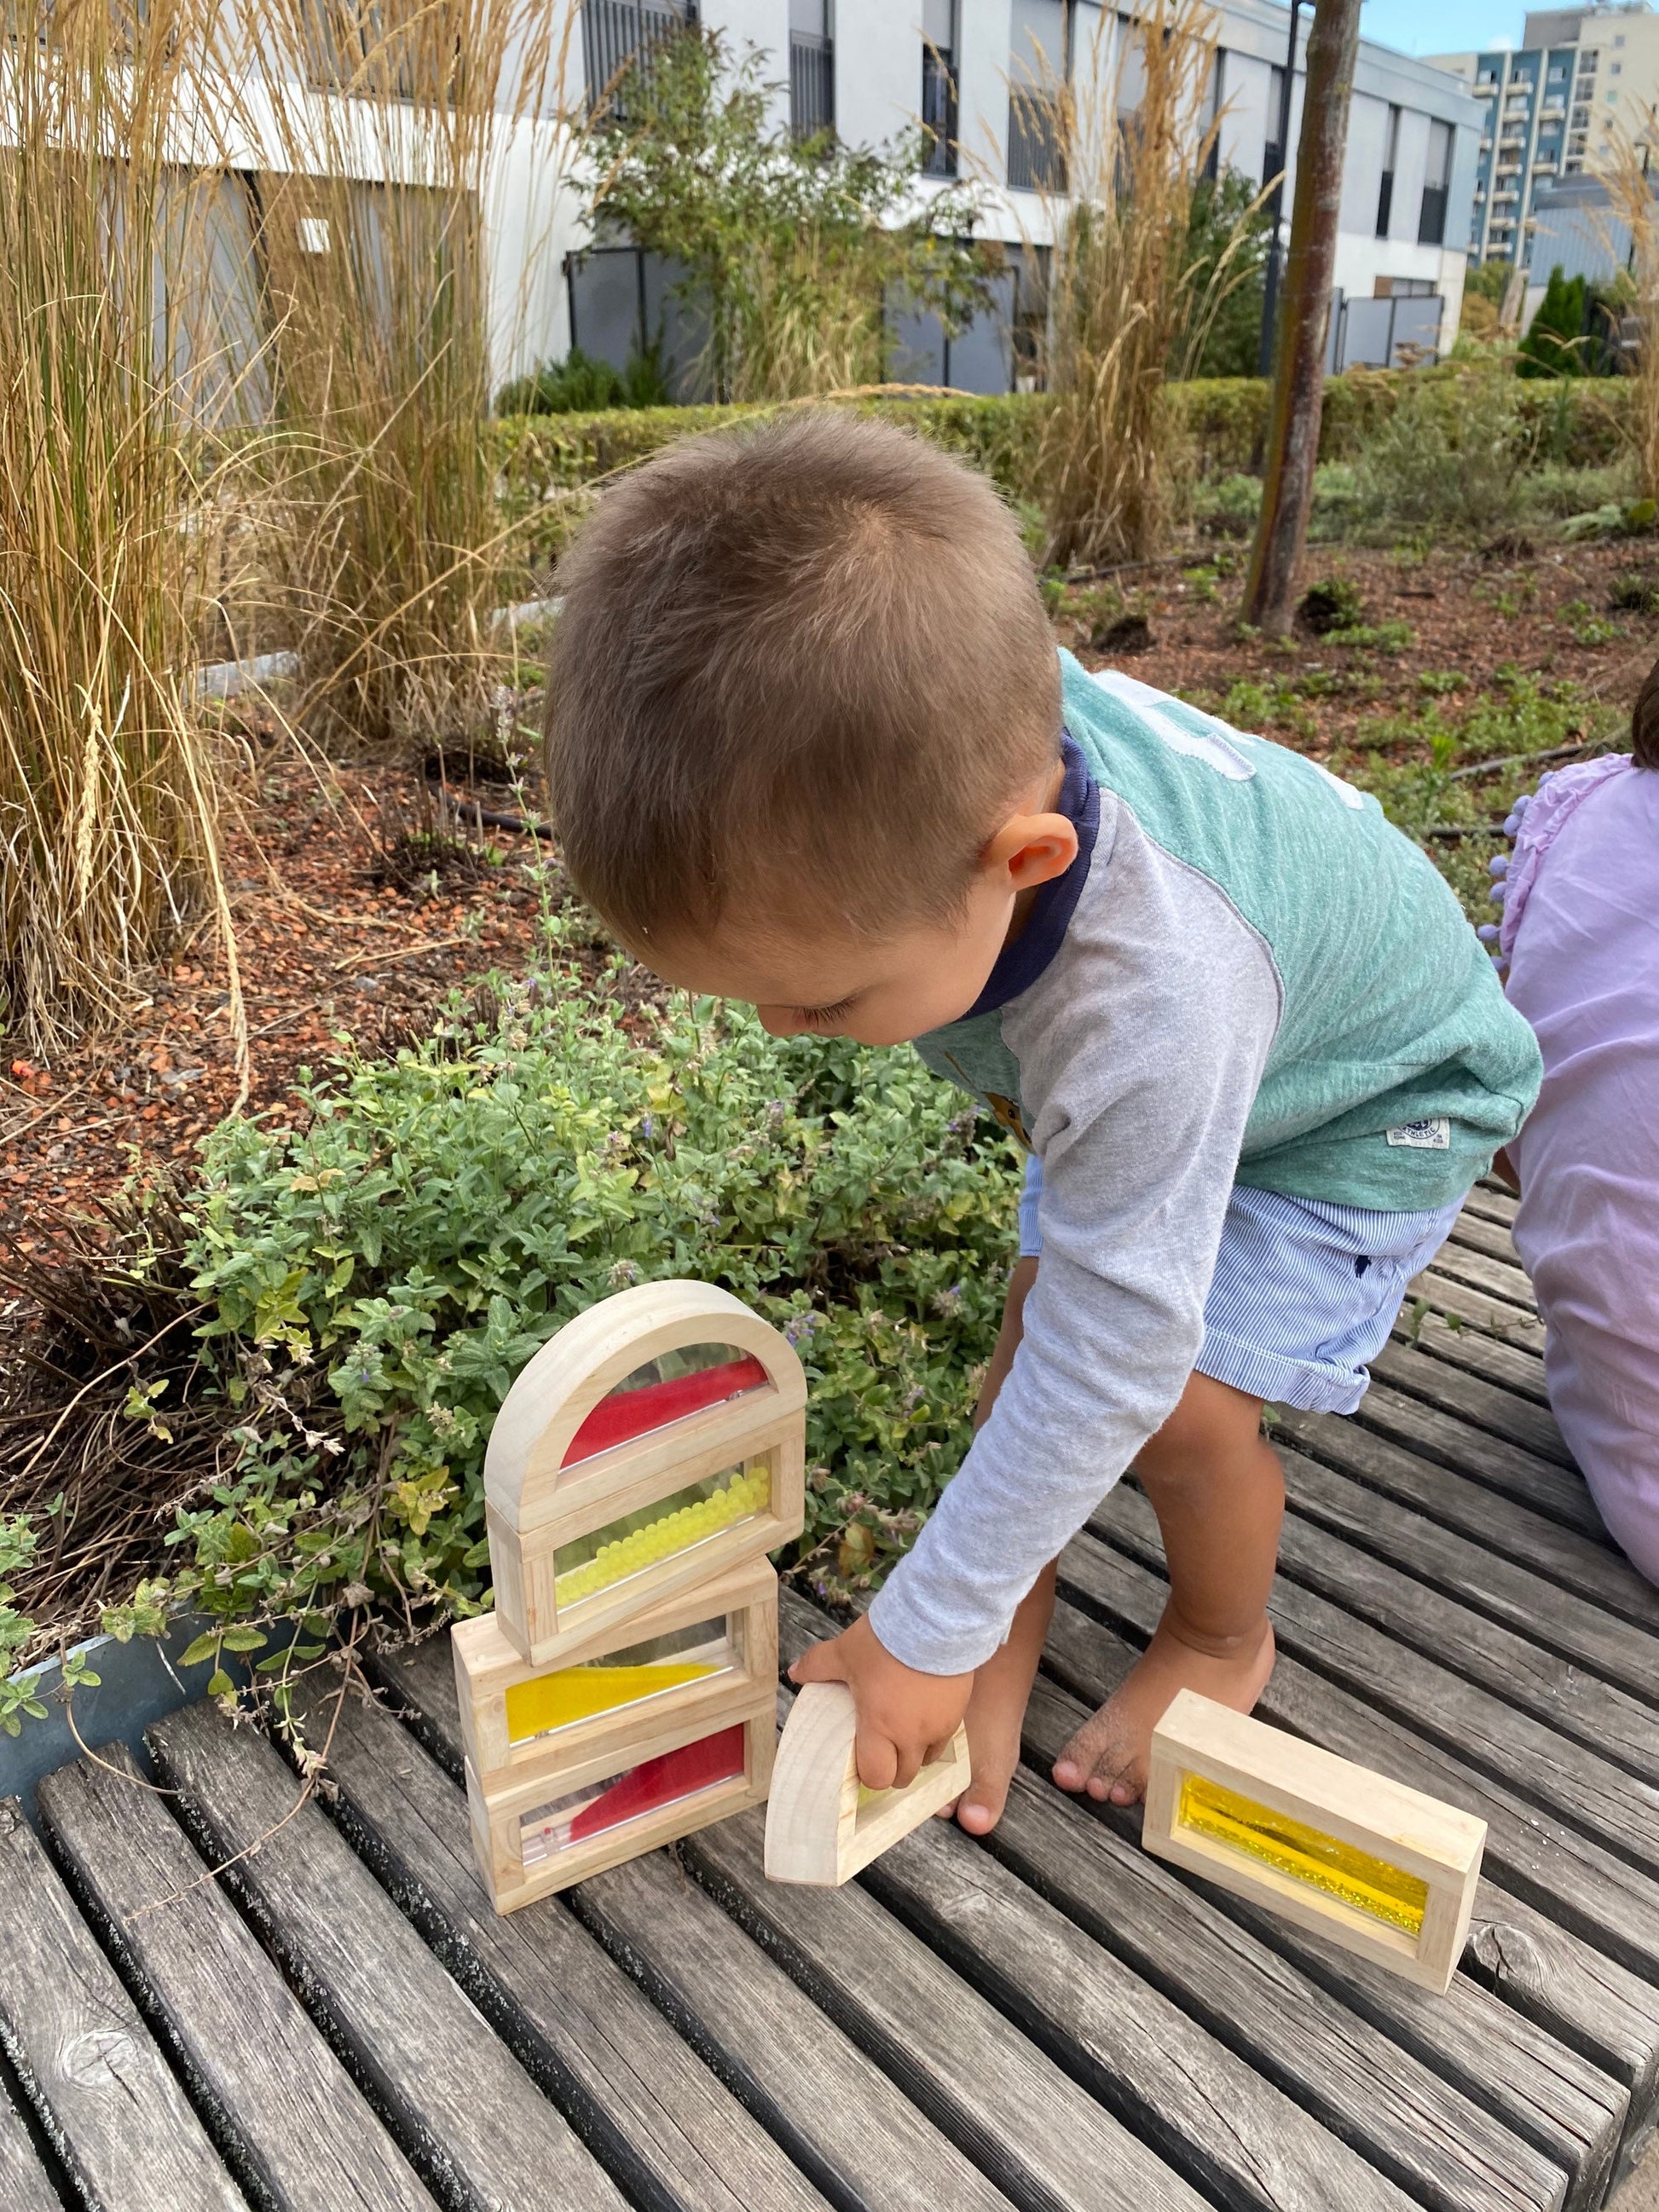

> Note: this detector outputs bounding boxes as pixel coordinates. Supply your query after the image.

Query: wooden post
[1240,0,1362,635]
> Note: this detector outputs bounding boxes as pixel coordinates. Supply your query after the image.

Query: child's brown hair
[544,411,1060,948]
[1633,651,1659,771]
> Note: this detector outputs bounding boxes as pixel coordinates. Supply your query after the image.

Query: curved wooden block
[482,1280,807,1664]
[763,1682,972,1887]
[485,1281,806,1529]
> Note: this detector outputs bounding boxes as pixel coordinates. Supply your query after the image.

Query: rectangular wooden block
[453,1557,777,1794]
[467,1682,777,1915]
[1143,1688,1486,1994]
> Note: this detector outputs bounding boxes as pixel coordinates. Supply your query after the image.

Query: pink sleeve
[1497,755,1636,965]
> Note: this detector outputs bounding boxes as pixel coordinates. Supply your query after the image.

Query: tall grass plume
[0,0,248,1057]
[246,0,580,758]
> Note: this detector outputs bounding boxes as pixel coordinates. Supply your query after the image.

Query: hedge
[494,368,1636,559]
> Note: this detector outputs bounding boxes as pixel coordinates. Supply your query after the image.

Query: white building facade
[564,0,1485,390]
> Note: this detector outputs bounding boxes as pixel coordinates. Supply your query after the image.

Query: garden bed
[2,528,1656,1684]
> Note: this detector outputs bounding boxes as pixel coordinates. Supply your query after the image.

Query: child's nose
[755,1006,806,1037]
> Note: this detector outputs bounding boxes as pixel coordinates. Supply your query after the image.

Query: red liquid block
[567,1724,749,1844]
[563,1356,769,1468]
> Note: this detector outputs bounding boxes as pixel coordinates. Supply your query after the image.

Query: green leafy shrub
[20,976,1020,1692]
[1518,267,1589,379]
[1351,367,1529,538]
[496,344,672,416]
[1298,577,1365,635]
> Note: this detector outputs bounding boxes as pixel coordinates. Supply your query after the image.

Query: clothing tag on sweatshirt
[1385,1118,1451,1151]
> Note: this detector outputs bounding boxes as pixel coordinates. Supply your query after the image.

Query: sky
[1360,0,1520,58]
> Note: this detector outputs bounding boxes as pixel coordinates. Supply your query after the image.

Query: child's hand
[789,1615,974,1791]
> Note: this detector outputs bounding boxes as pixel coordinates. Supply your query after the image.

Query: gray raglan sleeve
[866,836,1281,1676]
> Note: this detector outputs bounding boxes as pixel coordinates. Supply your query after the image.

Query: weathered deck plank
[1392,1309,1552,1404]
[1274,1416,1659,1633]
[571,1848,1026,2212]
[373,1634,1208,2212]
[303,1657,834,2212]
[0,1798,246,2211]
[1347,1383,1600,1536]
[771,1596,1555,2212]
[1367,1339,1571,1466]
[1274,1446,1659,1698]
[1409,1268,1547,1351]
[147,1701,630,2212]
[37,1744,437,2212]
[0,2064,76,2212]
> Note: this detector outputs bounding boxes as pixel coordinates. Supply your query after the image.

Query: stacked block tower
[453,1280,806,1914]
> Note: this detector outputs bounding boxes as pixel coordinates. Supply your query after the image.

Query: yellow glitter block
[1177,1775,1428,1936]
[506,1660,725,1742]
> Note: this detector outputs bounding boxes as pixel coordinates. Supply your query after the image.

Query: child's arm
[791,1260,1039,1786]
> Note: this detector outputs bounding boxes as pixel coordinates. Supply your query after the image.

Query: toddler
[543,415,1541,1829]
[1493,670,1659,1580]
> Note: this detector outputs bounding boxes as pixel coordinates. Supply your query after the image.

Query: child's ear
[984,808,1078,892]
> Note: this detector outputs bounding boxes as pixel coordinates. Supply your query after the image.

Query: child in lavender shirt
[1494,669,1659,1580]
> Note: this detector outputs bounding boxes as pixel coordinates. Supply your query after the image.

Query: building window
[582,0,695,115]
[789,0,834,140]
[1419,116,1453,246]
[1007,0,1067,190]
[1377,103,1400,236]
[922,0,957,175]
[1264,61,1287,186]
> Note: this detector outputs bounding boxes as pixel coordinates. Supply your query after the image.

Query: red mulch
[5,535,1658,1251]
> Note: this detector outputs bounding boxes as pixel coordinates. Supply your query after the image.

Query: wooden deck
[3,1188,1659,2212]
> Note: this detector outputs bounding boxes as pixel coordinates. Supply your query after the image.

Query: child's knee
[1136,1372,1275,1497]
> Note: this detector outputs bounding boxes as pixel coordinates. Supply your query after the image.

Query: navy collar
[962,731,1100,1019]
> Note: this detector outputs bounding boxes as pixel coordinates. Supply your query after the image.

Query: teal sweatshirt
[864,654,1541,1677]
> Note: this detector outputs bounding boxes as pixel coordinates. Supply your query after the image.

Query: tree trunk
[1241,0,1362,634]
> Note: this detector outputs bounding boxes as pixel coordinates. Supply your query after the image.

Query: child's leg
[1053,1372,1280,1806]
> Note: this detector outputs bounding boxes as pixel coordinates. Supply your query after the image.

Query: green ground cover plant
[3,969,1020,1705]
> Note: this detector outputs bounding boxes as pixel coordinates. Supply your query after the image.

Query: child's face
[641,777,1077,1048]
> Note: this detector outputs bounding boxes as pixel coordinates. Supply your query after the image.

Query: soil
[4,534,1658,1256]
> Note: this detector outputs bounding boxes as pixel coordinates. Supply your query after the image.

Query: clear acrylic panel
[518,1721,749,1866]
[561,1340,768,1470]
[505,1614,737,1747]
[552,1457,772,1613]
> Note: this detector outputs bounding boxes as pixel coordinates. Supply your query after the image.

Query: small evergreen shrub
[14,975,1020,1698]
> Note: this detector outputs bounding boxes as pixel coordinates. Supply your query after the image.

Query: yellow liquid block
[553,1468,772,1610]
[506,1660,722,1742]
[1177,1775,1429,1937]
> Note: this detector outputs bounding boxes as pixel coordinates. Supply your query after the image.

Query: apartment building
[566,0,1484,391]
[1431,3,1659,269]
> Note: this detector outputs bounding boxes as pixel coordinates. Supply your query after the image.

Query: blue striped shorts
[1017,1160,1465,1415]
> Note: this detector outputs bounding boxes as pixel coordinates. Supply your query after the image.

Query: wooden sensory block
[453,1556,778,1796]
[1143,1689,1487,1994]
[483,1280,806,1666]
[467,1684,777,1914]
[763,1681,972,1886]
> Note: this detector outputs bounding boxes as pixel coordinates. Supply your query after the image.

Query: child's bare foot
[1053,1609,1275,1808]
[936,1563,1055,1835]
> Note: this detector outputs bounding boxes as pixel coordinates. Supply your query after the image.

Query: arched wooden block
[763,1681,972,1886]
[483,1280,806,1665]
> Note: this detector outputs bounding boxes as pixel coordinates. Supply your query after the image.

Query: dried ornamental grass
[1603,135,1659,509]
[1015,0,1232,567]
[245,0,581,759]
[0,0,250,1058]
